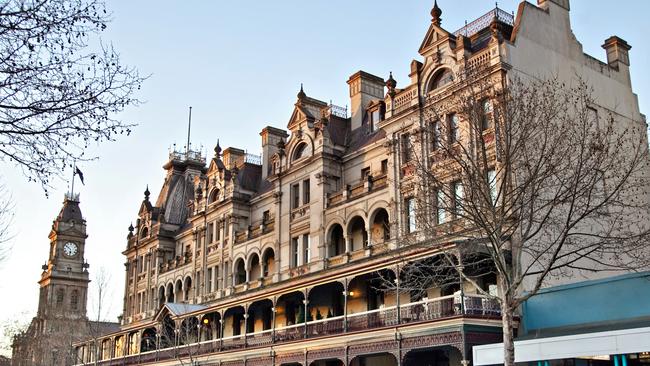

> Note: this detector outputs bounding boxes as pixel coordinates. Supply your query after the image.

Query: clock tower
[37,193,90,320]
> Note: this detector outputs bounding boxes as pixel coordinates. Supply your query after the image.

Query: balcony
[326,173,388,208]
[233,217,275,244]
[78,294,500,366]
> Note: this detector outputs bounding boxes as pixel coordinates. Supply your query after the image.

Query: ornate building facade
[12,195,119,366]
[73,0,648,365]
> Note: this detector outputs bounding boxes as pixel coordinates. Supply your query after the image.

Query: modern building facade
[72,0,648,365]
[473,271,650,366]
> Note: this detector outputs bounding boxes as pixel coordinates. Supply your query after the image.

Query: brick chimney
[222,147,244,169]
[347,71,385,131]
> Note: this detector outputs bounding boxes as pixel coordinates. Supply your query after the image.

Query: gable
[287,106,307,130]
[419,23,454,56]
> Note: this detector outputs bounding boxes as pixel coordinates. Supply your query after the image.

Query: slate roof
[57,198,83,222]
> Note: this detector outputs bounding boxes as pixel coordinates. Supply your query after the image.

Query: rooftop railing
[453,7,515,38]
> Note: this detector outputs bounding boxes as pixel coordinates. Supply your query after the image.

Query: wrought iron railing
[77,294,500,366]
[328,102,348,118]
[169,148,206,164]
[453,7,515,38]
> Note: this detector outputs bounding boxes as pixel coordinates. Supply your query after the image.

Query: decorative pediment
[419,22,455,56]
[287,106,308,130]
[287,85,328,130]
[138,200,153,217]
[207,157,225,175]
[49,226,86,239]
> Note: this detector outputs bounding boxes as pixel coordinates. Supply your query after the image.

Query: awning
[473,327,650,365]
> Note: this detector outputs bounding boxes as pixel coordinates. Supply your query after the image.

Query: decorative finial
[431,0,442,25]
[128,223,134,232]
[214,139,222,157]
[386,72,397,90]
[297,83,306,100]
[144,185,150,199]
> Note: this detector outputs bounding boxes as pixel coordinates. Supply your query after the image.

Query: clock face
[63,242,78,257]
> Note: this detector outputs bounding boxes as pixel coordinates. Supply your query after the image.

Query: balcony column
[243,313,249,346]
[365,221,373,248]
[196,315,201,344]
[173,323,180,352]
[395,264,401,324]
[219,318,224,350]
[343,278,349,332]
[344,234,351,254]
[271,296,277,342]
[303,288,309,338]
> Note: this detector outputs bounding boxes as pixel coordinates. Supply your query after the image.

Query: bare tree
[155,315,202,366]
[0,182,13,263]
[1,312,28,356]
[86,266,115,365]
[0,0,145,194]
[393,66,650,366]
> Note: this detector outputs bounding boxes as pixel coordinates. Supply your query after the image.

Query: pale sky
[0,0,648,352]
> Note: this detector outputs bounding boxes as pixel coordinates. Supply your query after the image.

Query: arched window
[140,227,149,238]
[428,68,454,92]
[292,142,309,162]
[70,289,79,310]
[56,288,64,307]
[208,189,219,204]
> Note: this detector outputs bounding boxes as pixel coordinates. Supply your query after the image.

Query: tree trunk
[500,299,516,366]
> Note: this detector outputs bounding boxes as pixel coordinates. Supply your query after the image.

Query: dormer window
[428,68,454,92]
[367,102,385,132]
[369,108,381,132]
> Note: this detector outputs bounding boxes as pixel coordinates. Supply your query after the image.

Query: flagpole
[71,160,76,197]
[186,106,192,155]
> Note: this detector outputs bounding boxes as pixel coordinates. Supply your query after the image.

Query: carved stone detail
[307,347,345,364]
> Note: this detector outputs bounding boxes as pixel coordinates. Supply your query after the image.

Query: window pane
[432,121,441,150]
[437,190,446,224]
[406,198,416,233]
[401,134,411,162]
[303,179,310,204]
[450,114,459,143]
[453,181,464,215]
[487,169,497,204]
[303,235,310,264]
[481,100,492,131]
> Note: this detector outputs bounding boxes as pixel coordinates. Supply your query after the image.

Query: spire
[144,185,150,200]
[297,83,306,100]
[386,72,397,90]
[431,0,442,25]
[214,139,222,158]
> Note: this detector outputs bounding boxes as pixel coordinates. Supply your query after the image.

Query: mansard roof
[346,125,386,153]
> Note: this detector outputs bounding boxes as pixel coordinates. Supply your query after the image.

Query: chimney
[602,36,631,68]
[537,0,569,11]
[347,71,385,130]
[260,126,288,179]
[222,147,244,169]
